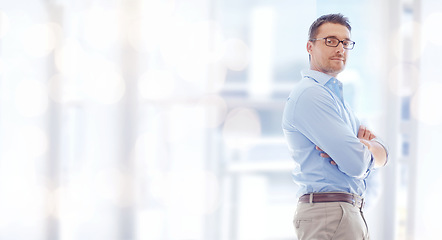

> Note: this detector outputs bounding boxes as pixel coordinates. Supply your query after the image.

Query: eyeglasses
[310,37,355,50]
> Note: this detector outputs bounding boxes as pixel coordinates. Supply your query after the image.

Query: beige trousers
[293,202,369,240]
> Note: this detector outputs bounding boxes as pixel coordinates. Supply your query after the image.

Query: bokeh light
[14,79,48,117]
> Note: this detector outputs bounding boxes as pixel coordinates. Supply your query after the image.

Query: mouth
[331,57,345,61]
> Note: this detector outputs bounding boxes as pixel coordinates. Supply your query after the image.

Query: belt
[298,192,364,209]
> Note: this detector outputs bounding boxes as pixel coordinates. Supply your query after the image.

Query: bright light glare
[423,12,442,46]
[14,79,48,117]
[22,23,58,57]
[222,107,261,149]
[411,81,442,125]
[0,11,10,38]
[139,69,175,100]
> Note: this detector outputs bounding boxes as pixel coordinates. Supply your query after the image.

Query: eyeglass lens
[325,37,354,49]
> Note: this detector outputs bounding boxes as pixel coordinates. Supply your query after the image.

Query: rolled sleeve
[372,137,390,167]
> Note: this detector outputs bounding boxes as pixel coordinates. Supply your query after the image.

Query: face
[307,23,351,77]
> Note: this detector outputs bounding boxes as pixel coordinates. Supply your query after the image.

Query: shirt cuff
[372,137,389,166]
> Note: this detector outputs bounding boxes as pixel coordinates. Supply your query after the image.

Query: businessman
[282,13,388,239]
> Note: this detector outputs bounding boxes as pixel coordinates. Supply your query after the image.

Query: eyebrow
[326,35,352,41]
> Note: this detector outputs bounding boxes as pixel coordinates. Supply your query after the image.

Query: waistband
[298,192,364,209]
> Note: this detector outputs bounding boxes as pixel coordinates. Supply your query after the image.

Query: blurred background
[0,0,441,239]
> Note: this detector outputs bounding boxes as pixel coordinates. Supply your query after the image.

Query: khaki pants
[293,202,369,240]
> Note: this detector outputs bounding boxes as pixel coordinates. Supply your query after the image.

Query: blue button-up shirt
[282,69,375,198]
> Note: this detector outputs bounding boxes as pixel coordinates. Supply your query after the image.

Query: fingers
[359,139,372,150]
[358,125,367,138]
[316,146,330,158]
[358,125,377,140]
[316,145,335,165]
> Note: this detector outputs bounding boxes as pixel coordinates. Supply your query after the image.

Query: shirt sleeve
[292,86,374,179]
[372,137,390,167]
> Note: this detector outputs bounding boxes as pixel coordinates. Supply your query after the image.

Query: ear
[306,41,313,54]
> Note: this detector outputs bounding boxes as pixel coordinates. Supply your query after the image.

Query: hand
[359,138,372,151]
[358,125,376,141]
[315,146,337,165]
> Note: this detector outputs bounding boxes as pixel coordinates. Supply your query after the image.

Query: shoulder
[287,79,333,105]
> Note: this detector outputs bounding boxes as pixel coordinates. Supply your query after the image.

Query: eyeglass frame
[309,36,356,50]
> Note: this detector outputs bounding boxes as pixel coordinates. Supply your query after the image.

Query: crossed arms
[317,125,388,168]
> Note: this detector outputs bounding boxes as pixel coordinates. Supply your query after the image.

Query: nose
[336,42,345,53]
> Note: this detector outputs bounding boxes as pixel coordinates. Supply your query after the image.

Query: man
[282,13,388,239]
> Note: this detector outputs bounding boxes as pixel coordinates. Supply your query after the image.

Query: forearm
[361,139,387,168]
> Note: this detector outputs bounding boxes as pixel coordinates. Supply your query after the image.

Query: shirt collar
[301,69,336,86]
